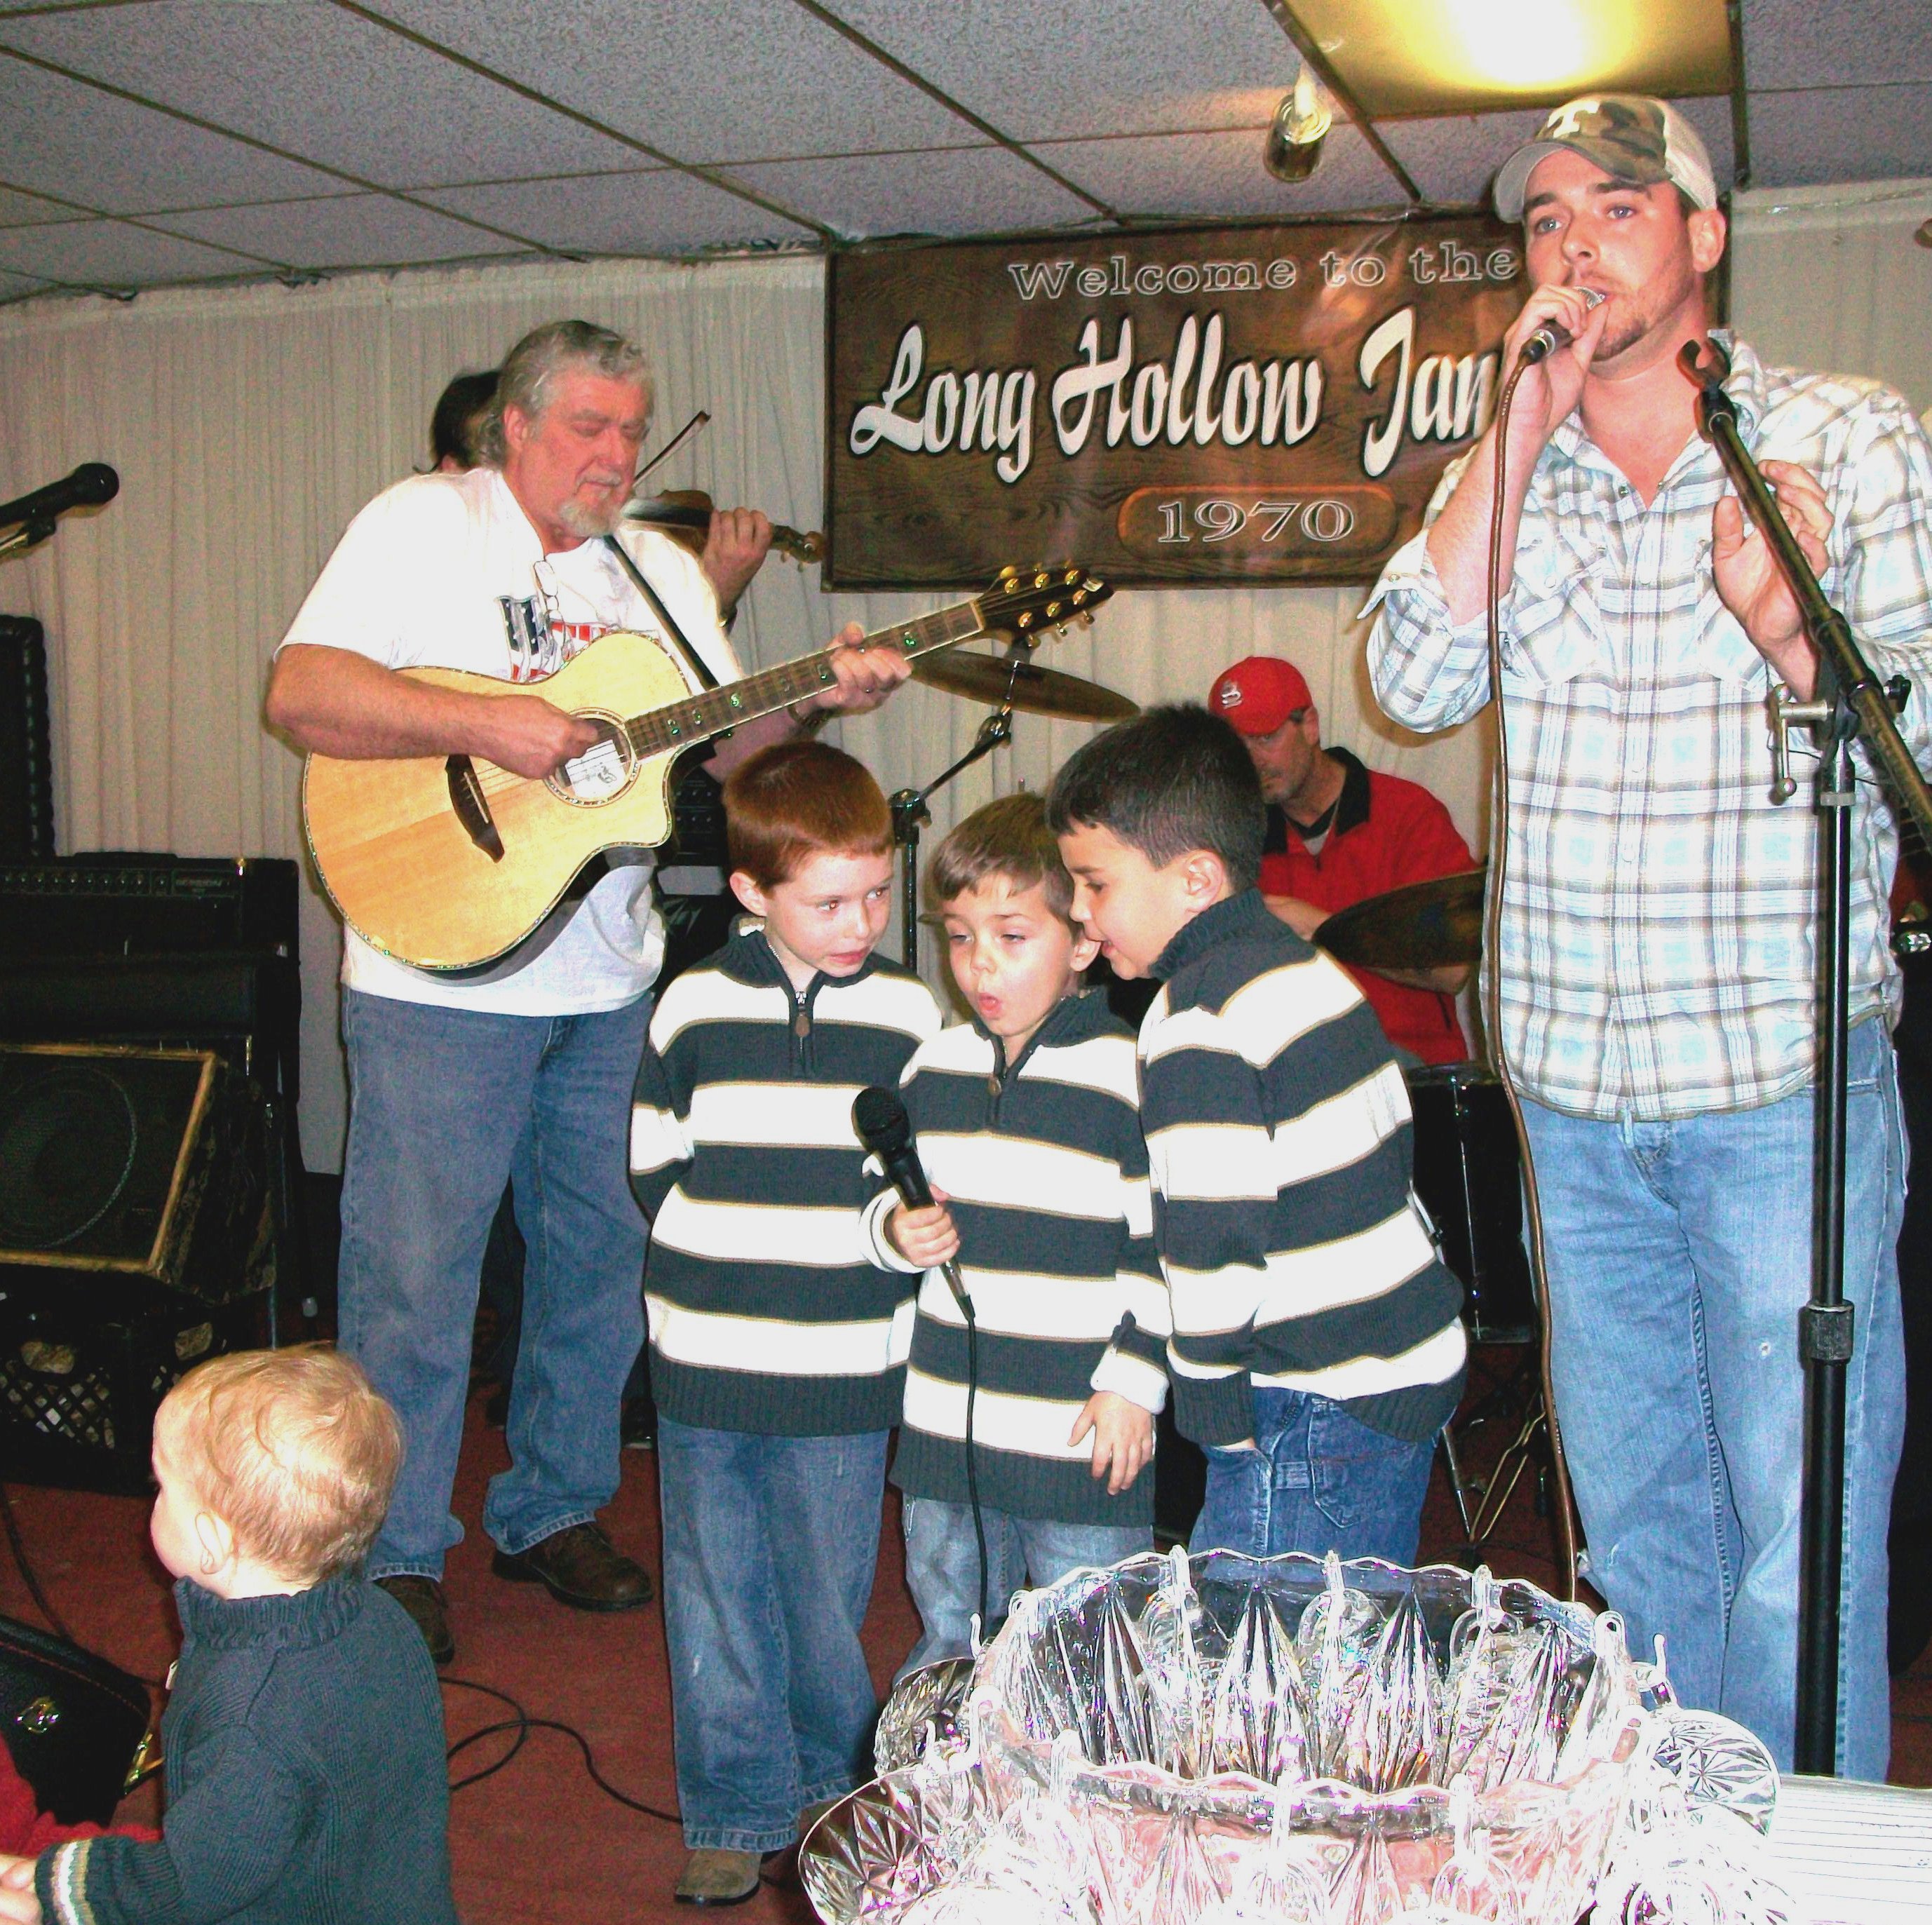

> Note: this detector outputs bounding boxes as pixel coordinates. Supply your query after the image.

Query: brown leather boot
[674,1849,761,1906]
[375,1574,454,1666]
[491,1521,654,1611]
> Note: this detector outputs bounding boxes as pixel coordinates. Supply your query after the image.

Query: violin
[624,489,825,566]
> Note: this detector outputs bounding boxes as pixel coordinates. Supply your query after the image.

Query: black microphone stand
[0,518,58,562]
[1680,339,1932,1773]
[889,704,1014,971]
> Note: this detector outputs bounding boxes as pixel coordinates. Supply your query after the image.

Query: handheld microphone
[1518,288,1606,366]
[0,463,119,532]
[852,1085,968,1308]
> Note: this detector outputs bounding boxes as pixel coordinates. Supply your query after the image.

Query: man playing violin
[266,318,907,1666]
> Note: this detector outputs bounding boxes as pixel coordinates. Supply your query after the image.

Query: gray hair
[476,319,652,464]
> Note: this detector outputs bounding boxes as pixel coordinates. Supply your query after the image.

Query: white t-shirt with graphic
[278,466,741,1015]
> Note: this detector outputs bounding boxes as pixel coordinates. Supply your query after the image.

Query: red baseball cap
[1208,656,1313,736]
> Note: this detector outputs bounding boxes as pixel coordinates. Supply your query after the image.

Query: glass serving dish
[805,1547,1662,1925]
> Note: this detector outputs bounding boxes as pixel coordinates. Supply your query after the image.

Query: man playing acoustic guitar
[265,318,907,1666]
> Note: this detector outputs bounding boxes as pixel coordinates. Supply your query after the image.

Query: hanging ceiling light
[1263,64,1332,183]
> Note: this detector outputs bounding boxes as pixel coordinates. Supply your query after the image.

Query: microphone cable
[1480,356,1582,1601]
[961,1290,988,1642]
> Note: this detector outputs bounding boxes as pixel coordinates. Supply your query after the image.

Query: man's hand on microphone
[1069,1392,1154,1496]
[886,1187,960,1270]
[1501,283,1610,452]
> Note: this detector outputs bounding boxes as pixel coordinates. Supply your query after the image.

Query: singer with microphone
[1365,94,1932,1778]
[854,795,1170,1680]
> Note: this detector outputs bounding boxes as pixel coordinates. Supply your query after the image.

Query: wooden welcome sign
[826,217,1527,588]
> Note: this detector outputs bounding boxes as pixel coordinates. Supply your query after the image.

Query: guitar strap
[601,534,721,691]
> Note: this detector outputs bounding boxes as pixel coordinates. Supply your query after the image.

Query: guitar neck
[622,598,988,759]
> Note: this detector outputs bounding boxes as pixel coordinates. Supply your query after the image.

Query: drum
[1405,1062,1536,1343]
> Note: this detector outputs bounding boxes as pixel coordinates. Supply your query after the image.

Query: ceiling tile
[812,0,1300,140]
[1745,82,1932,187]
[358,0,976,163]
[1384,95,1738,209]
[1741,0,1932,90]
[421,168,816,256]
[0,184,73,227]
[154,193,531,269]
[1377,110,1553,207]
[721,145,1098,240]
[1031,124,1405,222]
[0,217,264,288]
[0,49,349,211]
[0,1,643,191]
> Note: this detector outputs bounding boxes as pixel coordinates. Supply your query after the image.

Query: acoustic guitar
[303,564,1111,971]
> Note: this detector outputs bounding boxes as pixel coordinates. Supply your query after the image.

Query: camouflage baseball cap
[1494,94,1718,222]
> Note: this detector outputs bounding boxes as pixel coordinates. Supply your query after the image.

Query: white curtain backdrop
[2,178,1926,1170]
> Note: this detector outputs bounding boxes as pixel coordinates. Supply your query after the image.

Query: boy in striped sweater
[1048,706,1466,1567]
[860,795,1170,1674]
[629,742,942,1907]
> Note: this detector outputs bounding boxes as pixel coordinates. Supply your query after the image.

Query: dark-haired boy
[863,794,1170,1674]
[1048,705,1466,1564]
[630,740,941,1906]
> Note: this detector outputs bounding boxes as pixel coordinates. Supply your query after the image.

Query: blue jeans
[1188,1387,1436,1564]
[337,989,651,1577]
[1522,1016,1907,1780]
[657,1419,888,1853]
[898,1497,1150,1678]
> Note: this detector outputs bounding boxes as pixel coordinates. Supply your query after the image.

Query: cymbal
[1313,867,1488,971]
[914,650,1138,722]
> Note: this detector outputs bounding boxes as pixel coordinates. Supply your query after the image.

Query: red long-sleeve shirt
[1262,749,1475,1066]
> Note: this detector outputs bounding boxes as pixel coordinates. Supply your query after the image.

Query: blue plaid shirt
[1365,335,1932,1121]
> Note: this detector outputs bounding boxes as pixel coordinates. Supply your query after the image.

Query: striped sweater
[860,993,1170,1526]
[1142,889,1466,1447]
[629,927,943,1434]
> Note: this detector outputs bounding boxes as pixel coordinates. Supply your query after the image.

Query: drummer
[1208,655,1475,1065]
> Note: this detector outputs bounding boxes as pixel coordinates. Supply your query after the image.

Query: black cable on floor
[440,1675,681,1825]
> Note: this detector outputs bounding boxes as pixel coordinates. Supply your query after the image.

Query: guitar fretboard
[621,599,988,759]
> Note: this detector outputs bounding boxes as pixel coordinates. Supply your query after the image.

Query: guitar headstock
[976,564,1113,643]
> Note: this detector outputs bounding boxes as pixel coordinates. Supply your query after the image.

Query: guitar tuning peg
[1055,623,1069,639]
[1045,600,1063,621]
[1077,611,1094,628]
[1016,611,1035,629]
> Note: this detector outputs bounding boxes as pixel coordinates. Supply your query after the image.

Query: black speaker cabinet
[0,618,54,862]
[0,1044,276,1492]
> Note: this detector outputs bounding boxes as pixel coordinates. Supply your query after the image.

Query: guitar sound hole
[548,717,635,805]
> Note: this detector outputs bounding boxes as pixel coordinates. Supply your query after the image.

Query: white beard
[558,494,625,539]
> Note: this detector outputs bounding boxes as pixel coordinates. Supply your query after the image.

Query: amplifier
[0,854,299,960]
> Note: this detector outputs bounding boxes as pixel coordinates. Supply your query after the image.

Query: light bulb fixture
[1263,63,1332,183]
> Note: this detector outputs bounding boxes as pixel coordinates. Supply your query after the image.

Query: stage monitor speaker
[0,1044,272,1307]
[0,619,54,863]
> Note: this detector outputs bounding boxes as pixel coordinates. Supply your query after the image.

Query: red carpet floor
[8,1348,1930,1924]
